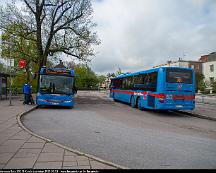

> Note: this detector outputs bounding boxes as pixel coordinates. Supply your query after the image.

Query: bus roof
[111,67,193,80]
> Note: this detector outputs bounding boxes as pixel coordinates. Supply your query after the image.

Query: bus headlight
[64,100,71,103]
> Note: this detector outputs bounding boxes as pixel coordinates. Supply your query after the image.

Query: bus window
[134,72,157,91]
[113,79,123,89]
[166,69,192,84]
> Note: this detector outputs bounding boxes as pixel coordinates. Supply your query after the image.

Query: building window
[210,77,214,84]
[210,64,214,72]
[191,65,194,69]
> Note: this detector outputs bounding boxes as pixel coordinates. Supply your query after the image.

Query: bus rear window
[166,69,192,84]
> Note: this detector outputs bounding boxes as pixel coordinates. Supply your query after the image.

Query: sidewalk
[181,102,216,121]
[0,97,120,169]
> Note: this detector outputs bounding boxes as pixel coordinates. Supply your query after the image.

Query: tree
[195,72,205,92]
[97,75,106,84]
[0,61,6,73]
[212,80,216,93]
[0,0,100,70]
[1,23,38,82]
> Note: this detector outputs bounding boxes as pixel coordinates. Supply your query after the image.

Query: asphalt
[22,91,216,169]
[0,93,216,169]
[0,96,123,169]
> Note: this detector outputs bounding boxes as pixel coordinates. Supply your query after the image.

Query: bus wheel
[137,97,143,110]
[130,96,136,108]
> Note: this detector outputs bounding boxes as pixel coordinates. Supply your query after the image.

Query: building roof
[208,52,216,62]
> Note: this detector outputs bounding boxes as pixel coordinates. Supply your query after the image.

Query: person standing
[23,82,31,105]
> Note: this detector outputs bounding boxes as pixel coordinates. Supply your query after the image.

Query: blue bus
[110,67,195,110]
[36,67,76,107]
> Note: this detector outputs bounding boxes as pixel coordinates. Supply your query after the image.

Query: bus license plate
[176,105,183,108]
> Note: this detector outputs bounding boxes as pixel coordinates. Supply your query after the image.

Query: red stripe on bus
[148,93,166,99]
[112,90,134,95]
[172,95,195,100]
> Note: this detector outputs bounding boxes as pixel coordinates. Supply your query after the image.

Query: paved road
[22,91,216,169]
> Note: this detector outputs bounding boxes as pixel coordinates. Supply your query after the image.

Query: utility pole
[9,58,12,106]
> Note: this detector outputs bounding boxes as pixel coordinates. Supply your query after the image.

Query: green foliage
[97,75,106,84]
[211,80,216,93]
[1,23,38,92]
[195,72,205,92]
[74,64,99,89]
[0,61,6,72]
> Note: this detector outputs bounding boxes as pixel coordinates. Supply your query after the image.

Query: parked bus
[110,67,195,110]
[36,67,76,107]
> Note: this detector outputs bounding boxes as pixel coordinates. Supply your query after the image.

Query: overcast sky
[0,0,216,74]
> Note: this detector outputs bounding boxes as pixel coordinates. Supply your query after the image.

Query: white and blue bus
[110,67,195,110]
[36,67,76,107]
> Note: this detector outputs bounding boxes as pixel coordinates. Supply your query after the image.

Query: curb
[176,110,216,121]
[17,106,127,169]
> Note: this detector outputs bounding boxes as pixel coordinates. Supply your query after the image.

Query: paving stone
[64,155,77,162]
[90,161,107,169]
[64,150,78,156]
[37,152,64,162]
[104,165,117,169]
[63,161,77,167]
[4,157,37,169]
[42,144,64,153]
[0,145,20,153]
[10,132,31,140]
[1,139,26,147]
[21,142,45,149]
[0,153,15,164]
[77,160,90,166]
[63,166,78,169]
[27,136,45,143]
[14,148,42,158]
[34,162,62,169]
[77,165,91,169]
[75,155,89,161]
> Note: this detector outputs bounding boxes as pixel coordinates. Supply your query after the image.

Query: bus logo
[177,84,182,90]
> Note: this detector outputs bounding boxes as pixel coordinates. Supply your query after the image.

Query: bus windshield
[39,75,74,95]
[166,69,192,84]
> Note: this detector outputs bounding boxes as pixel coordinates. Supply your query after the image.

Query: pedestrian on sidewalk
[23,82,31,105]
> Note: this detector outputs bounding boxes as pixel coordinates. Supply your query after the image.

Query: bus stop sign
[18,59,26,68]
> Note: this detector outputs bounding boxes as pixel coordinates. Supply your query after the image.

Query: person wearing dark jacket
[23,82,31,105]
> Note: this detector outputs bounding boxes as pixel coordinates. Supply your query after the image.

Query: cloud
[91,0,216,74]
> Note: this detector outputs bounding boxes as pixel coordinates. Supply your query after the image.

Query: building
[153,58,203,74]
[153,52,216,93]
[202,52,216,91]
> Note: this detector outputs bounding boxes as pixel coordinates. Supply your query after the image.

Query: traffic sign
[18,59,26,68]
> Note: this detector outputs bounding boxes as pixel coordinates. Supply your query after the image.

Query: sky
[91,0,216,74]
[0,0,216,74]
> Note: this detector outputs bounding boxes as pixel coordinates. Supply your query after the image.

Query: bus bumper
[156,104,195,110]
[36,95,74,107]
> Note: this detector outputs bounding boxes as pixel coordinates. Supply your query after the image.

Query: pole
[9,58,12,106]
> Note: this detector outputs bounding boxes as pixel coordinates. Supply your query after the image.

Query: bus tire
[130,96,136,108]
[137,97,143,110]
